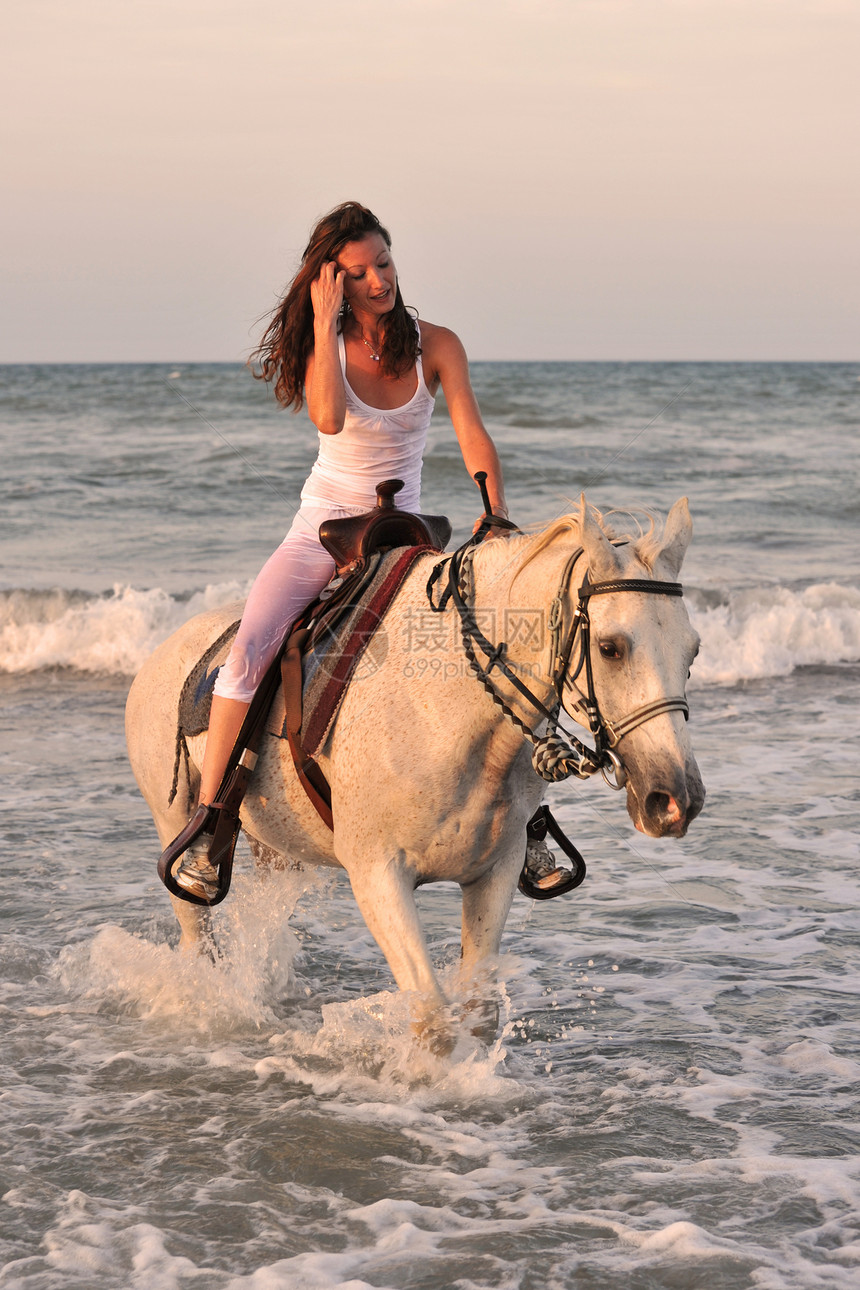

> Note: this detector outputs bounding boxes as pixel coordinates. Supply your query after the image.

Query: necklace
[360,331,381,362]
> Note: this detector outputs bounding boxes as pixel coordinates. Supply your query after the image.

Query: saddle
[320,477,451,572]
[276,541,434,830]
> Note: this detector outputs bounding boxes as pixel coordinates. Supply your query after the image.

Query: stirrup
[518,805,587,901]
[157,802,239,907]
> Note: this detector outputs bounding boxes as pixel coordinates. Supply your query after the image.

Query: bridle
[427,540,690,790]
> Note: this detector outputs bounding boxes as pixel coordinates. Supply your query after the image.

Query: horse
[126,496,704,1047]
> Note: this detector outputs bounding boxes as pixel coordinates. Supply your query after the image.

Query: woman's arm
[427,325,509,518]
[305,262,347,436]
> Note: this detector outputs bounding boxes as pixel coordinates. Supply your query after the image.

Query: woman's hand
[471,507,510,538]
[310,261,345,332]
[306,261,348,436]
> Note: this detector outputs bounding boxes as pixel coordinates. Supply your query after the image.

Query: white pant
[213,503,365,704]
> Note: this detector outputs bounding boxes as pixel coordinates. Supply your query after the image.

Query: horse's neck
[469,529,575,607]
[468,531,573,689]
[468,531,529,589]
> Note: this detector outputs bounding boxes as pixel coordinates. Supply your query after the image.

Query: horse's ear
[654,497,692,579]
[579,494,623,581]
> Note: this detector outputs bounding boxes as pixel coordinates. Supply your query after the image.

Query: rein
[427,538,689,790]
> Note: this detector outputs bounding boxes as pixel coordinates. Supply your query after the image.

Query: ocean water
[1,361,859,1290]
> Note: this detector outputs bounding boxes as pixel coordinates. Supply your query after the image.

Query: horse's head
[569,497,705,838]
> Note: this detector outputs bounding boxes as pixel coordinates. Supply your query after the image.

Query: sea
[1,361,858,1290]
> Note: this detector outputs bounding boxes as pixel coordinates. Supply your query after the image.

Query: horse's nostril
[646,790,684,824]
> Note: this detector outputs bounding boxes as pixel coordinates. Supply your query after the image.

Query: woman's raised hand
[311,261,345,330]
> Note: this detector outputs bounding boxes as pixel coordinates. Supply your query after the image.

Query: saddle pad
[293,543,431,759]
[177,620,240,737]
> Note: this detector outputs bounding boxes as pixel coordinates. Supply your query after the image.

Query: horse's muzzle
[631,761,706,838]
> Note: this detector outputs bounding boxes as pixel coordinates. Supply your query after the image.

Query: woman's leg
[197,695,249,806]
[199,512,337,802]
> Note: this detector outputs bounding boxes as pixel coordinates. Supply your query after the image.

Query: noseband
[427,543,689,790]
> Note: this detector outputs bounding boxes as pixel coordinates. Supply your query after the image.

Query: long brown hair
[250,201,420,410]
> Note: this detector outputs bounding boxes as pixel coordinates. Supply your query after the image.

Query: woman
[173,201,510,900]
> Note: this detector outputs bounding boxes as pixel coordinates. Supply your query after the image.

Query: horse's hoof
[412,1005,455,1057]
[462,996,499,1044]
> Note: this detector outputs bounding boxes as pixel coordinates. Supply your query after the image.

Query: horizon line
[1,356,858,367]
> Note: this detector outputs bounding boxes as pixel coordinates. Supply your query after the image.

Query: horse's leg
[126,638,214,954]
[142,762,217,956]
[131,771,215,956]
[168,893,215,957]
[346,861,452,1053]
[151,788,215,956]
[459,852,522,1042]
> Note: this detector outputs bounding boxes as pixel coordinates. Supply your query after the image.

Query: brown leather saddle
[281,479,450,830]
[319,477,451,572]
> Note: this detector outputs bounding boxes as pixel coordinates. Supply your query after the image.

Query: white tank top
[300,325,435,512]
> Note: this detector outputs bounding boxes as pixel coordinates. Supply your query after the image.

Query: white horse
[126,497,704,1044]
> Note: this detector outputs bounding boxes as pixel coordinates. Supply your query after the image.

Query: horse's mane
[514,502,669,575]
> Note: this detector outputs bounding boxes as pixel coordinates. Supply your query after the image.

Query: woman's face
[336,234,397,318]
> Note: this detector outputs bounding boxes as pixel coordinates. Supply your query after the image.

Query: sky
[3,0,858,362]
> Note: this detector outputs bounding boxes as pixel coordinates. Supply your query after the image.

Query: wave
[687,582,860,686]
[1,581,858,687]
[0,583,249,677]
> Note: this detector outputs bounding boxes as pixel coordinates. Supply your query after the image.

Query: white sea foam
[2,579,858,686]
[55,866,313,1035]
[689,582,860,686]
[0,581,248,676]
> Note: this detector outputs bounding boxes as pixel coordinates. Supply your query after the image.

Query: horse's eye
[598,640,622,660]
